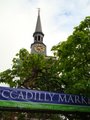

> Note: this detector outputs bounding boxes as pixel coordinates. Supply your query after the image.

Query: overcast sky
[0,0,90,72]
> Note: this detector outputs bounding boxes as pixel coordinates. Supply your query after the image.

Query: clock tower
[31,9,46,55]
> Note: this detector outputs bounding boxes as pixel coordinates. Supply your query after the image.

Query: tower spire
[31,9,46,55]
[35,8,43,33]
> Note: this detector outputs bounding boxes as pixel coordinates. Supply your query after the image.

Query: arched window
[35,36,37,41]
[38,36,40,41]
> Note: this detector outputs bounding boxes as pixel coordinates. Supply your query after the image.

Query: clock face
[34,44,45,53]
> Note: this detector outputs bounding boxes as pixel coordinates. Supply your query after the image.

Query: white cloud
[0,0,90,71]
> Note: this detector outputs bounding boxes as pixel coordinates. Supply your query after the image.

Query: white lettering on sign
[0,87,89,106]
[10,91,17,99]
[2,90,10,99]
[48,93,55,102]
[81,96,87,104]
[68,95,74,103]
[75,95,81,104]
[26,91,33,100]
[58,94,67,102]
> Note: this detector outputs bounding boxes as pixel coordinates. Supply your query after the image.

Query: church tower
[31,9,46,55]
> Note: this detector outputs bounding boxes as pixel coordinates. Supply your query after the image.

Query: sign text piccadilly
[0,87,90,112]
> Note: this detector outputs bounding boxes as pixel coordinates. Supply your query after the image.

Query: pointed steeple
[35,8,42,33]
[31,9,46,55]
[33,8,44,37]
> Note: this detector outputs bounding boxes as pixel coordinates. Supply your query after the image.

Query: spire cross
[37,8,40,15]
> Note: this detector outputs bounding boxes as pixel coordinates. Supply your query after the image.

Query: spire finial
[38,8,40,16]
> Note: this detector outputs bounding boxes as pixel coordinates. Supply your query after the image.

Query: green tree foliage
[0,48,62,91]
[52,16,90,97]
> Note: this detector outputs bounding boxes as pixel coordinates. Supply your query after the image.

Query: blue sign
[0,87,90,112]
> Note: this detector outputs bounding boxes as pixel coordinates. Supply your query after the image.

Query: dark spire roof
[35,8,42,33]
